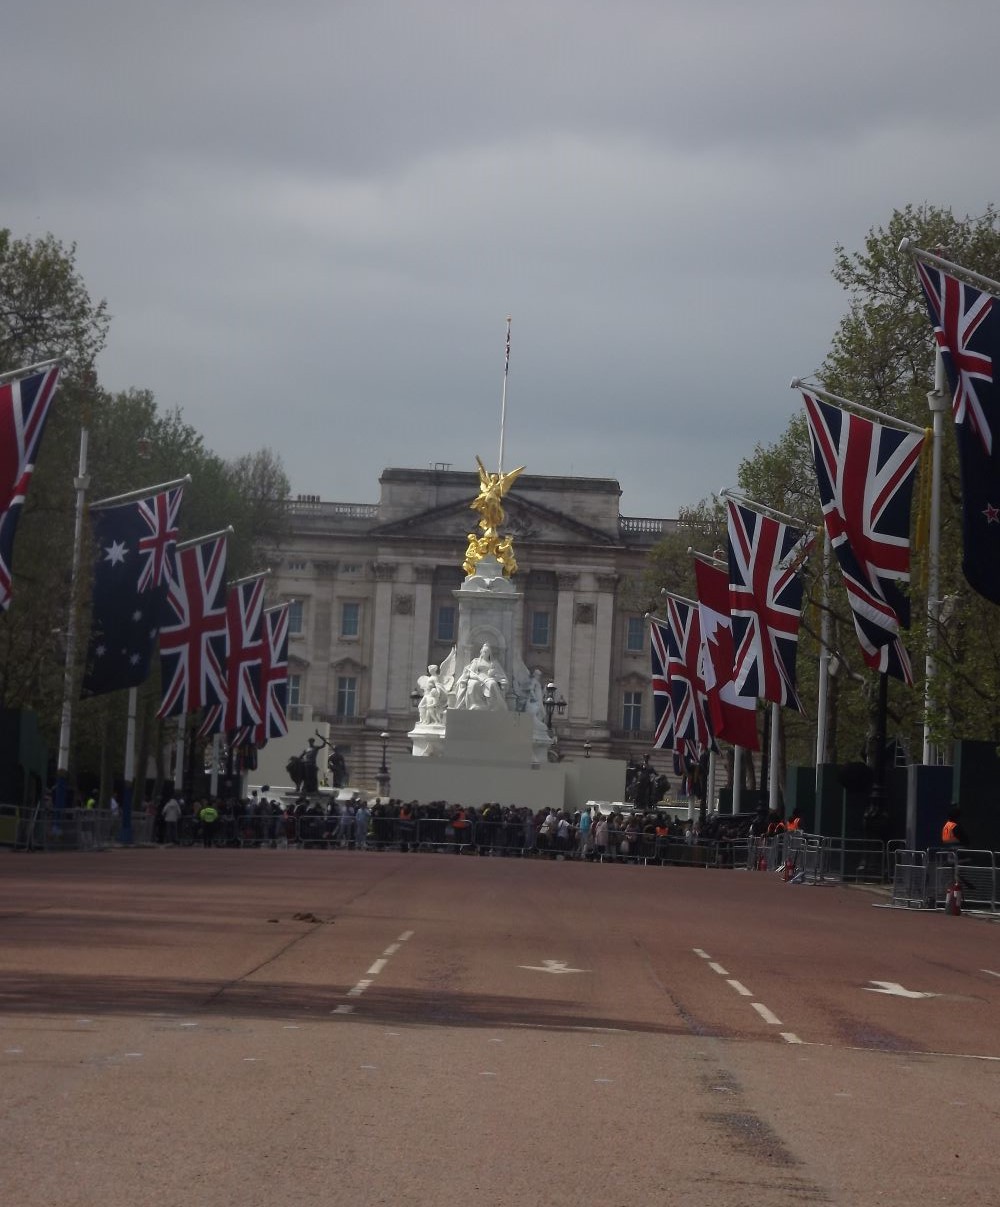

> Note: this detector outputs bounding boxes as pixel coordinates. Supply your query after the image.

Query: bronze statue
[464,456,524,577]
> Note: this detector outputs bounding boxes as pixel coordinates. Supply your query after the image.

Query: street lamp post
[375,731,390,798]
[543,681,567,733]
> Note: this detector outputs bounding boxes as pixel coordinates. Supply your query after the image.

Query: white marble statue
[416,664,449,727]
[454,643,508,711]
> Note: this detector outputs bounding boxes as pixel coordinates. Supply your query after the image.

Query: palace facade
[265,466,674,787]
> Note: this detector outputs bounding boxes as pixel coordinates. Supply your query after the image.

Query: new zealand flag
[81,486,183,697]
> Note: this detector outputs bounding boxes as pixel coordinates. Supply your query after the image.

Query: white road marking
[382,944,400,957]
[727,979,753,997]
[283,1025,301,1030]
[982,969,1000,978]
[347,979,372,997]
[594,1078,614,1084]
[332,1005,354,1014]
[360,1064,377,1070]
[398,931,414,941]
[179,1022,199,1028]
[864,981,940,999]
[781,1033,803,1045]
[708,962,729,976]
[751,1002,784,1025]
[480,1071,497,1077]
[693,948,711,959]
[518,959,588,974]
[5,1048,23,1054]
[243,1058,258,1062]
[367,959,387,976]
[124,1052,143,1058]
[76,1019,93,1024]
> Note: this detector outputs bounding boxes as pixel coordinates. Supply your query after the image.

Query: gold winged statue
[465,456,525,577]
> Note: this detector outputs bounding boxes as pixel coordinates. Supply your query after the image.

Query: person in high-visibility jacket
[941,808,967,847]
[198,801,220,847]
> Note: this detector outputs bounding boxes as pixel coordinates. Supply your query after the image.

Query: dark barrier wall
[952,741,1000,851]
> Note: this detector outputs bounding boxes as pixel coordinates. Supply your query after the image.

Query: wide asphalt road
[2,848,998,1206]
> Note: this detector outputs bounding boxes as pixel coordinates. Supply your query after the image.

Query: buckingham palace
[265,465,675,786]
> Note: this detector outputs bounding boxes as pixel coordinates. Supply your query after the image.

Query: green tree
[734,203,1000,767]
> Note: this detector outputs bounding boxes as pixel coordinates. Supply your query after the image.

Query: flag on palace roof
[157,534,229,718]
[81,485,183,697]
[694,558,759,750]
[915,258,1000,604]
[0,364,60,611]
[727,499,814,712]
[802,391,924,684]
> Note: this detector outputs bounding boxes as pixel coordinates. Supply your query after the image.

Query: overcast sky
[7,0,999,518]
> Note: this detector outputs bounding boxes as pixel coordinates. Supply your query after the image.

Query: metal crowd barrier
[928,848,997,914]
[890,849,929,908]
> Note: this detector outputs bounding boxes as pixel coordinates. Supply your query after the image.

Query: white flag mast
[498,315,512,476]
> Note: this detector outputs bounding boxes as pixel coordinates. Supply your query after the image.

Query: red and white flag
[694,559,759,750]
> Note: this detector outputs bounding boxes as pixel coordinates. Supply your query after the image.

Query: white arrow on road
[864,981,940,999]
[518,959,589,974]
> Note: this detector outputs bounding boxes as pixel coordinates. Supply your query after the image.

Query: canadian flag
[695,559,759,750]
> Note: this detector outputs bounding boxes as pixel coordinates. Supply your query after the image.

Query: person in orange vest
[941,807,967,846]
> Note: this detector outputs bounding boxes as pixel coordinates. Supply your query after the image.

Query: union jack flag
[662,595,714,758]
[254,603,290,747]
[915,260,994,454]
[727,499,814,712]
[803,392,924,684]
[0,365,60,610]
[914,256,1000,604]
[157,534,228,718]
[649,617,674,750]
[198,574,266,738]
[137,487,183,593]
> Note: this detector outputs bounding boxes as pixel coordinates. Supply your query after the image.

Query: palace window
[530,609,551,648]
[436,604,456,643]
[626,615,644,653]
[622,690,642,732]
[336,676,358,718]
[340,601,360,638]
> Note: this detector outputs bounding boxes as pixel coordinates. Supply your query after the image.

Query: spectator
[161,795,182,845]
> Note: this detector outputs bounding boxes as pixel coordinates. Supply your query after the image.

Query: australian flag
[81,486,183,697]
[915,258,1000,603]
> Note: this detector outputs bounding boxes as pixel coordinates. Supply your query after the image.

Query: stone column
[592,574,618,727]
[411,565,436,699]
[367,561,396,718]
[554,572,578,701]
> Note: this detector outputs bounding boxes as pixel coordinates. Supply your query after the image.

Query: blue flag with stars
[81,487,183,697]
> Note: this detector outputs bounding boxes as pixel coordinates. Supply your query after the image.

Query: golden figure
[465,456,524,577]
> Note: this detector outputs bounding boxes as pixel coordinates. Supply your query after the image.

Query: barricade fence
[3,802,999,908]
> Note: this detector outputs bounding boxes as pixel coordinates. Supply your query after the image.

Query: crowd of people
[150,793,756,863]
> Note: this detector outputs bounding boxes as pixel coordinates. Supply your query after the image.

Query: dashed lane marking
[333,1005,354,1014]
[751,1002,784,1026]
[347,979,372,997]
[382,944,400,957]
[727,979,753,997]
[367,959,387,976]
[781,1032,803,1044]
[692,948,711,959]
[398,930,414,942]
[708,962,729,976]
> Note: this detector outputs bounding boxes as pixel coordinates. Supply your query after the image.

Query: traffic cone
[945,879,963,915]
[782,859,794,882]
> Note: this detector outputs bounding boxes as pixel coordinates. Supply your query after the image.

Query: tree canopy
[0,229,290,779]
[643,203,1000,772]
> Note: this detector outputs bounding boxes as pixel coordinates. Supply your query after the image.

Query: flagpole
[815,530,832,813]
[718,489,812,533]
[0,355,66,384]
[498,315,511,476]
[768,700,781,813]
[659,587,699,609]
[733,744,743,812]
[55,423,90,812]
[922,350,947,765]
[790,378,925,435]
[898,238,1000,295]
[176,526,233,552]
[90,474,190,511]
[121,686,139,843]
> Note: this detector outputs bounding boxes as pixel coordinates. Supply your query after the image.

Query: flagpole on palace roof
[228,568,271,588]
[498,315,512,476]
[0,354,66,384]
[89,474,191,511]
